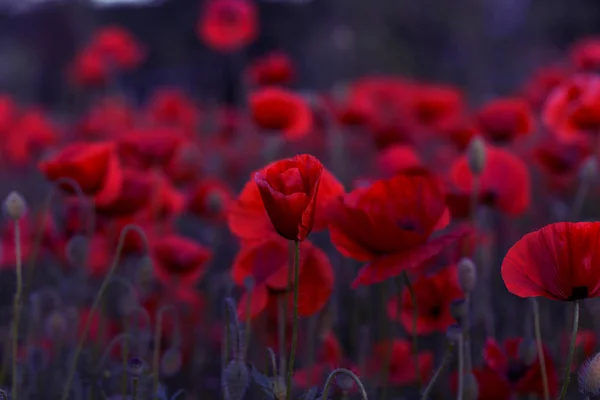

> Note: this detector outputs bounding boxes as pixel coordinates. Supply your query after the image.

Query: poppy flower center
[506,359,529,383]
[480,191,497,207]
[568,286,588,301]
[396,218,418,232]
[428,305,442,317]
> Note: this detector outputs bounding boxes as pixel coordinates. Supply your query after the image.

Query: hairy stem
[421,342,455,400]
[285,241,300,400]
[12,220,22,400]
[403,271,421,389]
[558,300,580,400]
[322,368,367,400]
[531,298,550,400]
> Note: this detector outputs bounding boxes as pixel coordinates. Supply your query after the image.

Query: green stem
[132,376,138,400]
[421,342,455,400]
[12,220,22,400]
[531,298,550,400]
[285,241,300,400]
[558,300,580,400]
[379,283,392,400]
[322,368,367,400]
[456,334,464,400]
[403,271,421,389]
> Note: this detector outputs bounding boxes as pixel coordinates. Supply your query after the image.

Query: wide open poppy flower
[475,97,534,143]
[229,161,343,243]
[367,340,433,386]
[151,235,212,287]
[95,168,153,218]
[387,264,463,335]
[254,154,323,242]
[197,0,258,52]
[118,128,186,169]
[187,178,233,223]
[250,88,313,140]
[89,25,144,71]
[502,222,600,301]
[329,174,466,288]
[39,141,123,207]
[543,74,600,140]
[146,88,200,133]
[233,238,334,319]
[449,144,530,216]
[249,51,295,87]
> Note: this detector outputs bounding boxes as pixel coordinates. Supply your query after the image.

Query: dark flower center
[397,218,418,231]
[429,305,442,318]
[506,360,529,383]
[568,286,588,301]
[480,191,497,207]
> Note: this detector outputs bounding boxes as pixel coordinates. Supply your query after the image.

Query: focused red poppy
[146,88,200,133]
[187,178,233,222]
[475,98,534,143]
[233,238,334,319]
[151,235,211,287]
[502,222,600,301]
[254,154,323,242]
[197,0,258,52]
[329,174,465,288]
[449,144,530,216]
[248,51,295,86]
[89,25,144,71]
[95,169,153,218]
[570,37,600,72]
[39,141,123,207]
[367,340,433,386]
[388,264,463,335]
[118,127,185,169]
[249,88,313,140]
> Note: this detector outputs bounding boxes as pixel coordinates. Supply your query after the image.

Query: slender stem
[132,376,138,400]
[403,271,421,389]
[462,293,472,373]
[322,368,368,400]
[277,295,286,379]
[285,241,300,400]
[470,173,480,239]
[457,334,464,400]
[531,298,550,400]
[421,343,455,400]
[61,224,148,400]
[570,179,589,222]
[379,283,392,400]
[243,285,252,360]
[152,305,179,397]
[558,300,580,400]
[12,220,22,400]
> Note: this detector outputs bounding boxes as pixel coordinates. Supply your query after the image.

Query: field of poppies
[2,1,600,400]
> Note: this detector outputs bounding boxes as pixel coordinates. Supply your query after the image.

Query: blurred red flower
[187,178,233,222]
[248,51,295,86]
[151,235,212,287]
[77,96,136,140]
[146,88,200,133]
[367,340,433,386]
[89,25,144,71]
[95,168,153,218]
[198,0,258,52]
[521,65,569,110]
[376,145,427,177]
[410,83,464,131]
[475,97,534,143]
[118,127,185,169]
[70,48,109,87]
[250,88,313,140]
[570,36,600,72]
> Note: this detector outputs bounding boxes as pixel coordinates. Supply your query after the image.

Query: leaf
[248,363,276,400]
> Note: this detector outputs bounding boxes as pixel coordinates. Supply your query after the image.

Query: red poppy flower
[329,174,465,288]
[449,144,530,216]
[89,26,144,71]
[502,222,600,301]
[77,97,136,140]
[570,37,600,72]
[234,238,334,319]
[367,340,433,386]
[0,95,17,134]
[437,116,479,151]
[376,145,426,177]
[162,142,203,186]
[253,154,323,242]
[70,48,109,88]
[95,169,153,218]
[532,136,590,192]
[187,178,233,222]
[77,307,119,343]
[248,51,295,86]
[39,141,123,207]
[521,65,569,110]
[475,98,534,143]
[118,128,185,169]
[543,74,600,140]
[146,88,200,133]
[388,264,463,335]
[250,88,313,140]
[197,0,258,52]
[151,235,212,287]
[5,109,59,165]
[410,84,464,130]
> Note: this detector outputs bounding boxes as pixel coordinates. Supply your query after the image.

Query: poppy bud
[458,257,477,293]
[44,310,67,341]
[65,235,88,266]
[222,360,250,400]
[517,337,537,365]
[446,324,462,343]
[3,191,26,220]
[467,136,486,175]
[579,352,600,397]
[160,347,182,377]
[463,372,479,400]
[127,357,146,377]
[580,156,598,183]
[450,298,467,322]
[136,255,154,286]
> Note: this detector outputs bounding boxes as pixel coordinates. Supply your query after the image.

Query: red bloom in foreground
[254,154,323,242]
[449,145,530,216]
[39,141,123,207]
[249,51,295,86]
[570,37,600,72]
[502,222,600,301]
[476,98,534,143]
[250,88,313,140]
[152,236,212,287]
[329,174,466,288]
[388,265,463,335]
[367,340,433,386]
[198,0,258,52]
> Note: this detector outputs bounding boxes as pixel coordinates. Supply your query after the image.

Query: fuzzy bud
[580,156,598,183]
[458,257,477,293]
[450,298,467,322]
[222,360,250,400]
[44,310,67,341]
[127,357,146,377]
[0,389,7,400]
[65,235,88,266]
[463,372,479,400]
[446,324,463,343]
[3,191,26,220]
[160,348,182,377]
[136,256,154,287]
[580,352,600,397]
[467,136,486,175]
[517,337,537,365]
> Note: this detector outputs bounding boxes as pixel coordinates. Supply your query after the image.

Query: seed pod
[446,324,462,343]
[3,191,26,220]
[450,298,467,322]
[458,257,477,293]
[467,136,486,175]
[160,348,183,377]
[127,357,146,377]
[65,235,88,266]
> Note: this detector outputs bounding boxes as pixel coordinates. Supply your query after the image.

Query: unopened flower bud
[518,337,537,365]
[458,258,477,293]
[160,348,182,377]
[44,310,67,341]
[4,191,26,220]
[446,324,462,343]
[65,235,88,266]
[450,298,467,322]
[467,136,486,175]
[579,352,600,397]
[127,357,146,377]
[222,359,250,400]
[580,156,598,183]
[463,372,479,400]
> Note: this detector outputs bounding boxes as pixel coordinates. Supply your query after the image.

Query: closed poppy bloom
[543,74,600,140]
[376,145,427,177]
[476,98,534,143]
[388,265,463,335]
[118,128,185,169]
[502,222,600,301]
[449,145,530,216]
[39,141,123,207]
[329,174,466,288]
[70,48,109,88]
[90,26,144,71]
[248,51,295,86]
[197,0,258,52]
[367,340,433,386]
[254,154,323,242]
[187,178,233,222]
[410,84,464,130]
[152,235,212,287]
[250,88,313,140]
[234,238,334,319]
[570,37,600,72]
[95,169,153,218]
[146,88,200,133]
